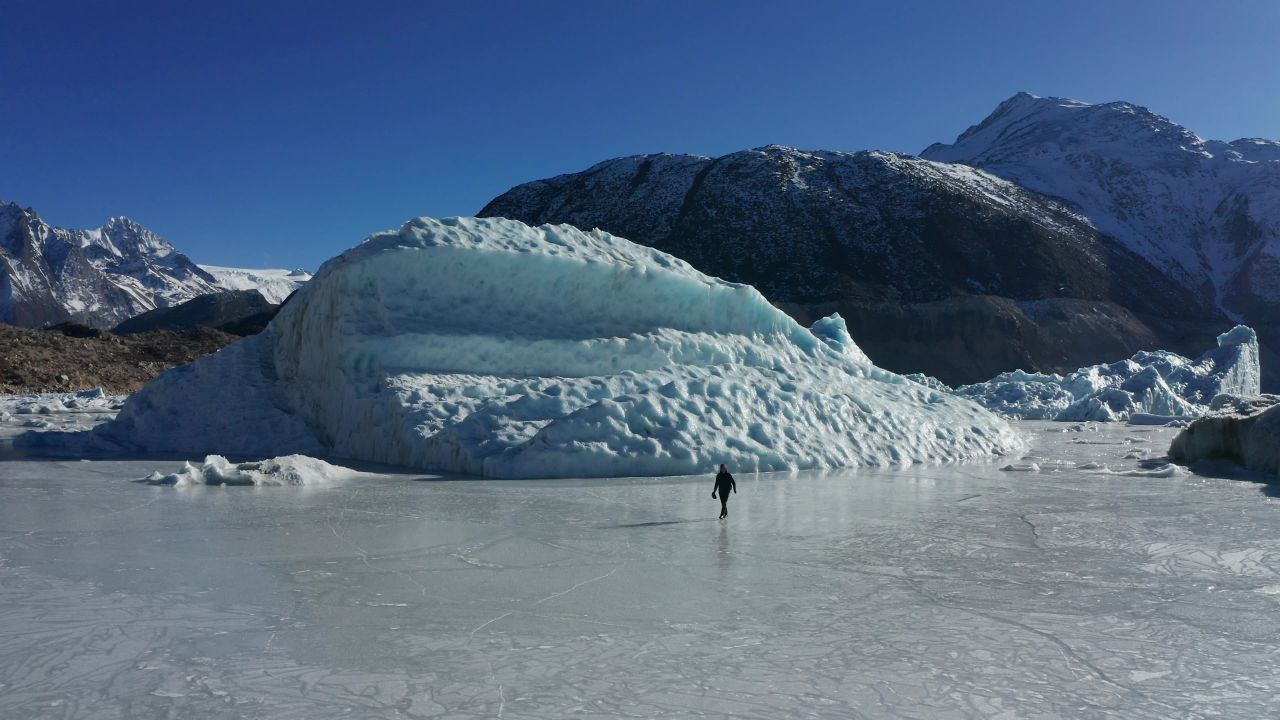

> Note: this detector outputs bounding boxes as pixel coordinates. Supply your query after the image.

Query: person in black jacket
[712,464,736,519]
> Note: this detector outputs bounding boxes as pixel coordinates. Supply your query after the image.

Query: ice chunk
[1218,325,1257,347]
[10,389,123,416]
[1169,394,1280,478]
[1000,462,1041,472]
[954,327,1261,422]
[808,313,871,365]
[95,217,1021,478]
[903,373,951,393]
[141,455,355,486]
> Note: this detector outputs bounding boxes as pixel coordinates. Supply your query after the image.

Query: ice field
[4,407,1280,719]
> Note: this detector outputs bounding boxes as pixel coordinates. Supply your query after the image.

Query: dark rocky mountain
[480,145,1250,386]
[113,289,277,336]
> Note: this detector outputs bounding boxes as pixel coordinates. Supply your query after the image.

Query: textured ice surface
[4,422,1280,719]
[954,326,1261,421]
[96,217,1019,477]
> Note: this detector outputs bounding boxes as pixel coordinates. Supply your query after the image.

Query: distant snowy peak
[923,92,1209,166]
[86,216,179,259]
[921,92,1280,322]
[198,265,311,304]
[0,200,313,327]
[1228,138,1280,162]
[0,201,217,328]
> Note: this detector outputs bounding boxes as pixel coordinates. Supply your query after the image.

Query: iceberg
[952,327,1261,422]
[95,217,1020,478]
[1169,395,1280,479]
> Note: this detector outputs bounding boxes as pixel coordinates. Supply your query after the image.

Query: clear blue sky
[3,0,1276,269]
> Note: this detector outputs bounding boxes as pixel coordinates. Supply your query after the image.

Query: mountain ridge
[482,145,1209,313]
[0,201,308,328]
[478,94,1280,386]
[921,92,1280,323]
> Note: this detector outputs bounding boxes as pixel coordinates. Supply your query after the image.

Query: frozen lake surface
[3,410,1280,718]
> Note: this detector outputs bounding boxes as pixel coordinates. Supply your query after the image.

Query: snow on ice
[94,216,1020,478]
[946,326,1260,422]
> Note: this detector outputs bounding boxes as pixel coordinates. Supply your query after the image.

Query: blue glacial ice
[94,216,1020,478]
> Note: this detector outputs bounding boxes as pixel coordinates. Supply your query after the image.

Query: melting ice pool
[2,417,1280,718]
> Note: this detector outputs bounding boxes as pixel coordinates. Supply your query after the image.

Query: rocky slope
[480,145,1231,385]
[0,322,238,394]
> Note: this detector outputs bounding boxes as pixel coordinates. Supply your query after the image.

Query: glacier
[94,216,1020,478]
[949,326,1261,422]
[197,264,312,304]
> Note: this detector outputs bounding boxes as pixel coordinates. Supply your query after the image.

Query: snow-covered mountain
[0,201,310,328]
[480,145,1225,384]
[0,201,220,328]
[481,146,1205,315]
[198,265,310,304]
[922,92,1280,322]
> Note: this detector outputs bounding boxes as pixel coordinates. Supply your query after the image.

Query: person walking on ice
[712,464,736,519]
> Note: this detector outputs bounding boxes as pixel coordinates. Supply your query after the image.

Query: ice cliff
[97,216,1021,478]
[950,326,1261,422]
